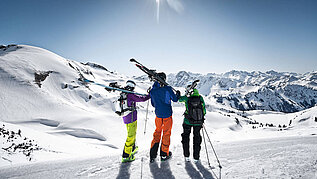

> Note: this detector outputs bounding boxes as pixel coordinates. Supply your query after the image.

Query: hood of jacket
[191,89,200,97]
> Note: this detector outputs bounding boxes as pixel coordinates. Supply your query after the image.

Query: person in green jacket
[178,88,206,163]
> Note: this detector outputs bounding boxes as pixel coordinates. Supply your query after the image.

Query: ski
[130,58,176,92]
[83,79,147,96]
[185,79,200,96]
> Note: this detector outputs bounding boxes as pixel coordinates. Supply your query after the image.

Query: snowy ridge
[168,70,317,113]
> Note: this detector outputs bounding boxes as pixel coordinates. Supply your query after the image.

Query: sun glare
[156,0,160,23]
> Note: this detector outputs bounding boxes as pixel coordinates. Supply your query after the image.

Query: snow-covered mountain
[0,44,152,165]
[1,44,316,174]
[168,70,317,113]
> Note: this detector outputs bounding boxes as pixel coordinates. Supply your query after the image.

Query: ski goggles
[126,81,136,88]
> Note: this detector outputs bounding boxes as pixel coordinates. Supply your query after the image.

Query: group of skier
[118,71,206,164]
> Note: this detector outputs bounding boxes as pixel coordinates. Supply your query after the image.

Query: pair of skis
[130,58,177,92]
[83,59,199,96]
[83,79,147,96]
[185,79,200,96]
[82,59,172,95]
[131,59,200,95]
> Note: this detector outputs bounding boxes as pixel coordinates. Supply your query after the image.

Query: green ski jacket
[178,89,206,126]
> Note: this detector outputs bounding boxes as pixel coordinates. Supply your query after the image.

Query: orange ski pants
[151,116,173,155]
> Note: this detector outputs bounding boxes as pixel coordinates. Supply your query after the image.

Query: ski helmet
[185,81,195,96]
[126,80,136,91]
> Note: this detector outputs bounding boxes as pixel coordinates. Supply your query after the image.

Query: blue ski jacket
[150,81,178,118]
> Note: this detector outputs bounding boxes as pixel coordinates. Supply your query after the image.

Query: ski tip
[130,58,136,62]
[84,79,93,83]
[194,79,200,83]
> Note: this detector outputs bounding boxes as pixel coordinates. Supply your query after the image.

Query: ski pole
[203,125,222,169]
[144,100,150,134]
[141,100,150,179]
[141,157,144,179]
[202,125,211,168]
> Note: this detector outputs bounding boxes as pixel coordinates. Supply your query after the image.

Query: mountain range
[168,70,317,113]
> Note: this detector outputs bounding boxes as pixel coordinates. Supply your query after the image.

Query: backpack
[185,96,204,124]
[115,93,135,116]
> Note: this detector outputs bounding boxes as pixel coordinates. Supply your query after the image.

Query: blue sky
[1,0,317,76]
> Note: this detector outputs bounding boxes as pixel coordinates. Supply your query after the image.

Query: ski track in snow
[0,136,316,179]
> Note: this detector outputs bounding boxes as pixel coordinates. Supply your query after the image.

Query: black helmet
[158,72,166,81]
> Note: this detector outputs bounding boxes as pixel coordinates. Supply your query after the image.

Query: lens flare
[156,0,160,23]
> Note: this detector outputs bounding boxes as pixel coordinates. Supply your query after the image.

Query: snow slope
[1,136,316,179]
[1,45,317,178]
[0,44,141,166]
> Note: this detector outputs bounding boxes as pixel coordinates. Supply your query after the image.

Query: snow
[1,45,317,178]
[1,136,316,179]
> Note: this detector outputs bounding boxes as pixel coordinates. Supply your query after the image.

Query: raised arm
[178,95,188,103]
[168,86,178,102]
[129,93,150,102]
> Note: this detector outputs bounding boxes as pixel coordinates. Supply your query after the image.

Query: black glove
[105,87,112,92]
[147,87,152,93]
[176,90,181,98]
[109,82,118,88]
[115,111,122,116]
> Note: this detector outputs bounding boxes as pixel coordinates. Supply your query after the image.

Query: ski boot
[185,157,190,162]
[132,145,138,155]
[122,154,135,163]
[150,158,156,163]
[193,158,200,164]
[161,151,172,161]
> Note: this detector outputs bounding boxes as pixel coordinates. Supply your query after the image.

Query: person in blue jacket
[149,72,180,162]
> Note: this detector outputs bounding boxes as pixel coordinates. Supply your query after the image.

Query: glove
[176,90,181,98]
[115,111,122,116]
[109,82,118,88]
[148,75,155,81]
[105,87,112,92]
[147,87,152,93]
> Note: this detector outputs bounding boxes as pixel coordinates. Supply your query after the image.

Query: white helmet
[126,80,136,90]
